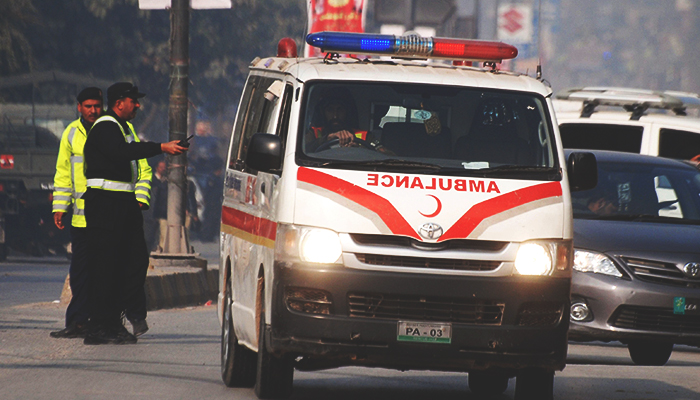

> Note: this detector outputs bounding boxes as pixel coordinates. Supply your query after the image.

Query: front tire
[628,341,673,366]
[254,291,294,399]
[221,286,256,387]
[515,368,554,400]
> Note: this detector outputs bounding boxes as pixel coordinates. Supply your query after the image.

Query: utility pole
[163,0,191,256]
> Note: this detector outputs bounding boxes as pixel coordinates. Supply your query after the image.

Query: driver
[305,92,368,152]
[587,191,618,216]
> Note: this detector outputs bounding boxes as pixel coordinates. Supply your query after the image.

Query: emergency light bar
[556,87,700,118]
[306,31,518,62]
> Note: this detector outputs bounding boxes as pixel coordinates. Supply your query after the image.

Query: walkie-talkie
[178,135,194,148]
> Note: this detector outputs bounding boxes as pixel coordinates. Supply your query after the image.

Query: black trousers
[84,188,149,328]
[66,226,89,326]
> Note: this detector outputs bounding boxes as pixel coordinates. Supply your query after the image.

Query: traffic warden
[50,87,104,339]
[82,82,187,345]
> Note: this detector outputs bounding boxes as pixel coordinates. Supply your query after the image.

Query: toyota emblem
[683,262,700,278]
[418,223,443,240]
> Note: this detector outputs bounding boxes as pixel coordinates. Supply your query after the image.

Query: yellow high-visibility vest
[53,117,152,228]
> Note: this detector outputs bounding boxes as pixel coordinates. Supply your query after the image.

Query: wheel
[468,371,509,396]
[315,137,375,152]
[514,368,554,400]
[0,243,7,262]
[221,285,256,387]
[254,292,294,399]
[628,341,673,366]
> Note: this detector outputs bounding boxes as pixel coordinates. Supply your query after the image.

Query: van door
[222,75,288,348]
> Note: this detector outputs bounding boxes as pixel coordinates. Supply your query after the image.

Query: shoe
[113,324,138,344]
[50,323,87,339]
[130,319,149,337]
[84,325,137,345]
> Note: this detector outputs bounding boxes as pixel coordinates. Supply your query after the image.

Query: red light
[432,38,518,62]
[277,38,297,58]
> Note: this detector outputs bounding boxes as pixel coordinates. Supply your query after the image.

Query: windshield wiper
[320,159,442,170]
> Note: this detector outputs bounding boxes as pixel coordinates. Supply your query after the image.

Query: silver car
[567,150,700,365]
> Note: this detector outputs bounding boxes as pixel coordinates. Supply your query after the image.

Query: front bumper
[570,271,700,345]
[269,261,570,372]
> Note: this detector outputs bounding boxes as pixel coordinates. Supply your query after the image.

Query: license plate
[397,321,451,344]
[674,297,700,315]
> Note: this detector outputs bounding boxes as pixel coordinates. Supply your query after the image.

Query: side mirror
[567,152,597,192]
[246,133,282,173]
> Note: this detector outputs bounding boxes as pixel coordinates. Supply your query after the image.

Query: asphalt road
[2,250,700,400]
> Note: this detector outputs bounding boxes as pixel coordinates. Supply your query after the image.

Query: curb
[59,264,219,311]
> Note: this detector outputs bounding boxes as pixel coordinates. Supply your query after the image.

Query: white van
[217,32,596,400]
[554,87,700,160]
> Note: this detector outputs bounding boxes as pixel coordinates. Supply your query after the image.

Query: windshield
[571,160,700,223]
[297,82,558,178]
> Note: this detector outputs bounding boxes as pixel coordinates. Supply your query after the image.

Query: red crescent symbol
[419,195,442,218]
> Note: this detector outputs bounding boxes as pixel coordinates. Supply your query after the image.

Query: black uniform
[83,109,162,332]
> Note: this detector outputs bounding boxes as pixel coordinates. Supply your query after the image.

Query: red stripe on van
[439,181,562,241]
[297,167,421,240]
[221,205,277,241]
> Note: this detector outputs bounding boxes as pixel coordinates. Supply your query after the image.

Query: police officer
[50,87,103,339]
[82,82,187,345]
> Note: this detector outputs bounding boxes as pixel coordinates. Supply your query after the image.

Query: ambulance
[217,31,597,400]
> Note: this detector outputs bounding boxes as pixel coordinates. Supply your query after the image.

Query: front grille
[350,233,506,251]
[355,254,501,272]
[623,257,700,288]
[611,305,700,334]
[348,292,504,324]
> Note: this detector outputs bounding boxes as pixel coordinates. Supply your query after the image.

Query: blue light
[306,32,395,54]
[361,38,393,52]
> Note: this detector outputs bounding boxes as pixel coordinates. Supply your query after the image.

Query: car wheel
[221,286,256,387]
[628,341,673,366]
[254,291,294,399]
[514,368,554,400]
[468,371,509,395]
[0,243,7,261]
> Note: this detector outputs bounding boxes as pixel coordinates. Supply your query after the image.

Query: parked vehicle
[0,123,68,259]
[554,87,700,161]
[218,32,597,399]
[567,149,700,366]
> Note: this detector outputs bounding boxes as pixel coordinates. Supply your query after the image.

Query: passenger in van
[305,89,368,152]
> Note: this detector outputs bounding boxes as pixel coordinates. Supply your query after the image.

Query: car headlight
[573,250,622,277]
[276,224,342,264]
[514,240,572,276]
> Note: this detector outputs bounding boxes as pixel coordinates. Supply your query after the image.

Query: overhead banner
[306,0,366,57]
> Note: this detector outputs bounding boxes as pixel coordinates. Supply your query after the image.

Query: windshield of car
[296,81,558,178]
[571,160,700,223]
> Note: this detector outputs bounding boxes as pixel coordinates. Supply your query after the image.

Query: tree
[0,0,37,75]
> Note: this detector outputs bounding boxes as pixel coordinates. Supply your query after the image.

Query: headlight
[573,250,622,277]
[513,240,572,276]
[276,224,342,264]
[515,243,553,275]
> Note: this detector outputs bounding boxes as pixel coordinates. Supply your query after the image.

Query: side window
[559,123,643,153]
[228,76,257,170]
[658,128,700,160]
[227,76,280,171]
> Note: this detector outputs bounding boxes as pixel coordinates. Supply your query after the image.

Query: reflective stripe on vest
[86,178,135,192]
[311,126,367,140]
